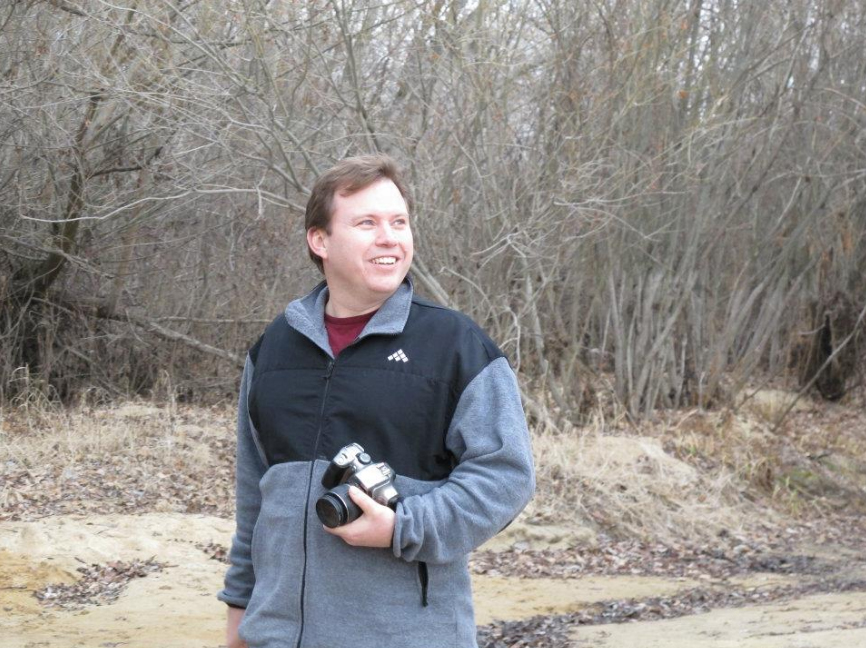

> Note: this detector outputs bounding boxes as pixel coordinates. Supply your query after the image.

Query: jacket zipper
[418,561,429,607]
[295,357,335,648]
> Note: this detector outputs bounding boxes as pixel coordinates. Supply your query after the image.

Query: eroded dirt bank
[3,513,866,647]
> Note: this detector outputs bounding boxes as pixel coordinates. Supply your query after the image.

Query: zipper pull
[323,360,335,379]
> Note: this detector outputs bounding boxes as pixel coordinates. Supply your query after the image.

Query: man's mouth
[371,257,398,265]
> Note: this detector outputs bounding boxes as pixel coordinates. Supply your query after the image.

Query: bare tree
[1,0,863,416]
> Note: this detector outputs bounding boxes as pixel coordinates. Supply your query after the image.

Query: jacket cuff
[217,590,251,609]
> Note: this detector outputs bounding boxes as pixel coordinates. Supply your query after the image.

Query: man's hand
[226,605,247,648]
[323,486,396,548]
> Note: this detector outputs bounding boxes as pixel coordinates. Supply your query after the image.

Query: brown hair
[304,154,413,273]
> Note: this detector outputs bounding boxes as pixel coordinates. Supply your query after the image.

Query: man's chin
[369,271,409,293]
[368,282,403,296]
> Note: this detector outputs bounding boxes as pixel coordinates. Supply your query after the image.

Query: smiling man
[218,154,535,648]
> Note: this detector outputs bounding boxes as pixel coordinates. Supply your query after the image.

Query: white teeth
[372,257,397,265]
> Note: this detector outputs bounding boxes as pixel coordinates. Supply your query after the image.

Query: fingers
[321,488,396,548]
[347,485,378,513]
[322,487,375,538]
[324,516,367,546]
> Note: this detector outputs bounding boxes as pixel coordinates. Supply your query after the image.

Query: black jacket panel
[248,296,504,481]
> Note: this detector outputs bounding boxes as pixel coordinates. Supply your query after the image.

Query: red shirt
[324,310,377,357]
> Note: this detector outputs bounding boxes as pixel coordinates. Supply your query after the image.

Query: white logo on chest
[387,349,409,363]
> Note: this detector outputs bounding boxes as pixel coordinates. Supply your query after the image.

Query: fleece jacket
[218,277,535,648]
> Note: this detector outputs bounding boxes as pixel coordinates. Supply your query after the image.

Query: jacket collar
[284,275,414,358]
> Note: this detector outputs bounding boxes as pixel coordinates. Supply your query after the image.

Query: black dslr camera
[316,443,400,528]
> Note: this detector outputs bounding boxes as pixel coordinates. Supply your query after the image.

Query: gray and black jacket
[218,277,535,648]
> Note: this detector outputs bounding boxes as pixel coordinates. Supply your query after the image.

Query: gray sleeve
[217,355,267,607]
[391,356,535,564]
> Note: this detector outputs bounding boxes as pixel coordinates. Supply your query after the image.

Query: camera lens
[315,484,361,528]
[316,495,347,528]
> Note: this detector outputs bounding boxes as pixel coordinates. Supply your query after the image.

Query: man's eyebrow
[352,212,409,219]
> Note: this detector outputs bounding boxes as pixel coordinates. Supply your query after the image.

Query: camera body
[316,443,400,528]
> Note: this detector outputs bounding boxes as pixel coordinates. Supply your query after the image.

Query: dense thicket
[1,0,864,421]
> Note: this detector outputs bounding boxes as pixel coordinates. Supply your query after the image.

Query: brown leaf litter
[35,559,167,609]
[196,541,229,563]
[471,536,835,581]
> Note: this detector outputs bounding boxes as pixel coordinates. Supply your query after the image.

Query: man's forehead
[335,177,400,197]
[333,180,409,215]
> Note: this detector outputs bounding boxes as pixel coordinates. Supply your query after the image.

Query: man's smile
[371,256,398,265]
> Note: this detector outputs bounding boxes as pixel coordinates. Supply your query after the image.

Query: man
[218,154,534,648]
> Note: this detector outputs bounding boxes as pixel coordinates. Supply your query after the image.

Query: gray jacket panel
[219,279,534,647]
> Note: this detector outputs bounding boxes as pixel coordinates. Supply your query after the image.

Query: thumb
[348,485,377,512]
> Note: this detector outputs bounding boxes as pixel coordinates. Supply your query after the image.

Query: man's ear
[307,227,328,261]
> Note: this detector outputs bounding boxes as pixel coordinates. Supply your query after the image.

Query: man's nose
[376,223,397,245]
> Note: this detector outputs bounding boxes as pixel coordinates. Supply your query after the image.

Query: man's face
[308,178,413,312]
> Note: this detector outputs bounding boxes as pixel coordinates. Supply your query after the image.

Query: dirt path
[571,591,866,647]
[3,513,865,647]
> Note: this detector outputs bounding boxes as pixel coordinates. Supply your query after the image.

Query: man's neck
[324,292,388,318]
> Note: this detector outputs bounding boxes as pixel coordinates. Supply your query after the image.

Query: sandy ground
[572,591,866,647]
[2,513,864,647]
[1,514,232,648]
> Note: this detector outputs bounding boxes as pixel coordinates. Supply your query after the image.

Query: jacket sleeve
[391,356,535,564]
[217,355,268,607]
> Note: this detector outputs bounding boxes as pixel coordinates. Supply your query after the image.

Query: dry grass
[657,387,866,519]
[3,384,864,545]
[0,394,231,469]
[529,423,758,544]
[0,396,236,521]
[527,383,866,543]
